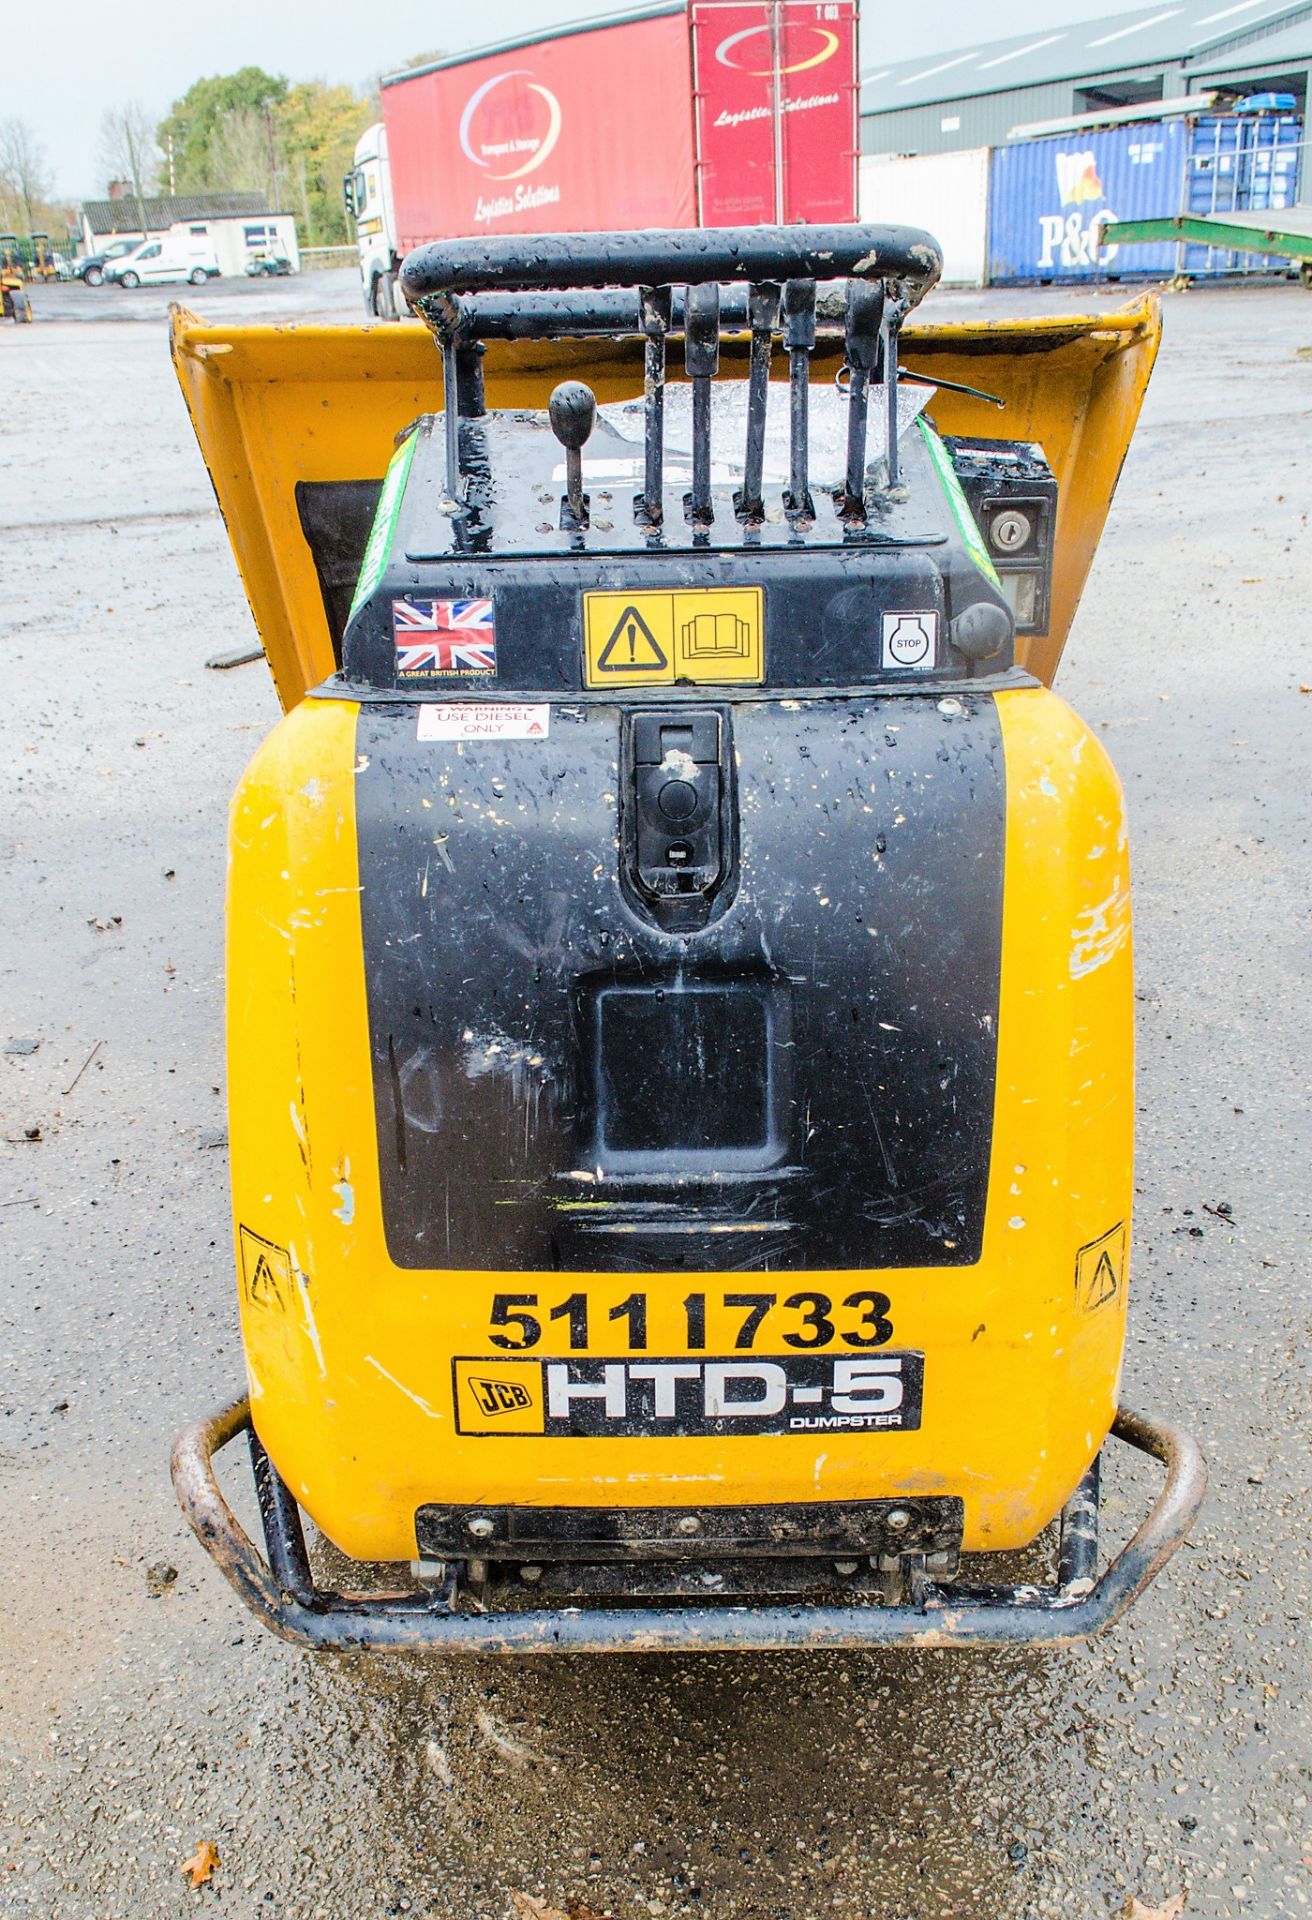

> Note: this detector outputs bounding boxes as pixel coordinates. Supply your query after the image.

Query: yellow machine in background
[171,227,1204,1652]
[1,263,33,324]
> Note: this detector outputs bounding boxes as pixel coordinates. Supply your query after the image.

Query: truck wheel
[119,271,140,289]
[83,265,104,287]
[188,267,208,286]
[372,271,397,321]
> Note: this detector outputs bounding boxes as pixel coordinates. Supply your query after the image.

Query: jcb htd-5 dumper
[170,225,1204,1653]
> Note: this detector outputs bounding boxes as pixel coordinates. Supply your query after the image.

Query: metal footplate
[414,1493,965,1605]
[171,1402,1205,1654]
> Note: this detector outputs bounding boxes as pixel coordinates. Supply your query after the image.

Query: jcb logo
[454,1359,545,1434]
[469,1375,533,1417]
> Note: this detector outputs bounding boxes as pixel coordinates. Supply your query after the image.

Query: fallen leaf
[510,1896,569,1920]
[146,1561,178,1597]
[180,1840,219,1889]
[1124,1894,1187,1919]
[477,1708,537,1766]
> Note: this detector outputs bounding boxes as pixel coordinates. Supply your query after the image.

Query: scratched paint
[292,1260,326,1378]
[1070,878,1131,979]
[331,1159,355,1225]
[364,1354,441,1419]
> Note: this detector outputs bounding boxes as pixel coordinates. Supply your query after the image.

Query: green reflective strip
[916,418,1001,589]
[349,429,419,618]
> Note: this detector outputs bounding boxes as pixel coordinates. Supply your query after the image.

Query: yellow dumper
[171,225,1204,1652]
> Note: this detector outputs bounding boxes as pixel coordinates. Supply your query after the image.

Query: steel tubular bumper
[171,1399,1205,1654]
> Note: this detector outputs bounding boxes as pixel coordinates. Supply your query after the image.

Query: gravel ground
[0,267,1309,1920]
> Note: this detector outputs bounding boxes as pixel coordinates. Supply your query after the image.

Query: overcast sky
[30,0,1152,201]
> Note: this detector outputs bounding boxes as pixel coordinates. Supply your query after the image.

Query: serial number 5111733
[487,1289,894,1354]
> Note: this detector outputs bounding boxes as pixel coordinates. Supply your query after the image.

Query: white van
[106,228,220,288]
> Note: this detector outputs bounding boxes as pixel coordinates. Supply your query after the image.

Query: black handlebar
[405,224,946,530]
[401,224,943,310]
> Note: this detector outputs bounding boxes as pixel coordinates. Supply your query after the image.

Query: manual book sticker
[417,704,549,742]
[582,587,764,689]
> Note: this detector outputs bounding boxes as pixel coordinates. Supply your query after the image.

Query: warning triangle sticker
[1086,1249,1119,1310]
[596,605,668,673]
[249,1253,282,1307]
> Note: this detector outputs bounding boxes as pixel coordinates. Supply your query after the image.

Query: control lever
[739,281,779,525]
[841,279,884,523]
[549,380,596,531]
[883,289,910,489]
[426,292,473,504]
[898,368,1004,409]
[782,278,816,524]
[684,282,720,529]
[639,285,672,528]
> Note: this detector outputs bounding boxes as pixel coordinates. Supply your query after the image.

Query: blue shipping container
[1184,112,1303,273]
[988,122,1186,284]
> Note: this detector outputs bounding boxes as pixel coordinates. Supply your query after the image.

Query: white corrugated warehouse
[862,0,1312,199]
[859,150,991,284]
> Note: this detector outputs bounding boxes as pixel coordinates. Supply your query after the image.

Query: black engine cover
[354,690,1004,1274]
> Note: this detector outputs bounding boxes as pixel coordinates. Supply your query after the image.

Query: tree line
[0,119,62,236]
[2,65,385,249]
[153,68,378,247]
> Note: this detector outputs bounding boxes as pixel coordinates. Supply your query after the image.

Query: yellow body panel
[172,300,1160,708]
[228,687,1132,1562]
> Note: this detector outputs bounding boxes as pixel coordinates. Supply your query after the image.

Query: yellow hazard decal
[583,588,763,688]
[238,1226,293,1315]
[1075,1221,1126,1313]
[453,1358,546,1434]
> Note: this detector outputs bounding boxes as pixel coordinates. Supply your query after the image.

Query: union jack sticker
[392,598,497,677]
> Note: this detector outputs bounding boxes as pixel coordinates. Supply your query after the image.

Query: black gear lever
[549,379,596,531]
[841,279,885,523]
[782,278,817,525]
[684,282,720,530]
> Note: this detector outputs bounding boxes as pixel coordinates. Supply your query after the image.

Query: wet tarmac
[1,269,1309,1919]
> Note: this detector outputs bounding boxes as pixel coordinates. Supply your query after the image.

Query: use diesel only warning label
[453,1353,925,1437]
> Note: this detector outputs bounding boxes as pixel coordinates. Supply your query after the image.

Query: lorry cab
[345,122,400,320]
[109,230,220,289]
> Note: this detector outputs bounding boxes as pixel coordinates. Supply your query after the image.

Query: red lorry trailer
[380,2,859,257]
